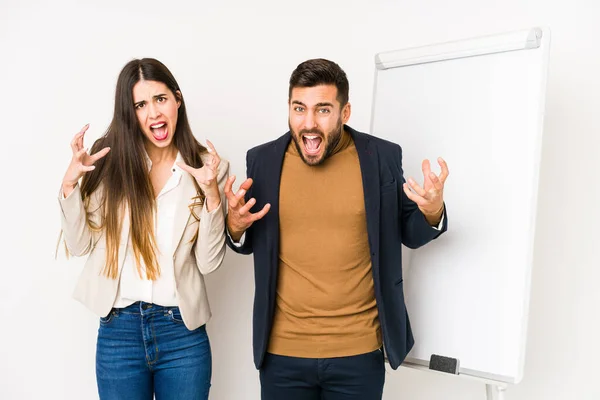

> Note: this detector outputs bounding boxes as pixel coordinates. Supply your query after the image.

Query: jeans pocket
[166,308,185,324]
[100,310,117,325]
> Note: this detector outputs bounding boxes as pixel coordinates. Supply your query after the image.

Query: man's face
[288,84,351,166]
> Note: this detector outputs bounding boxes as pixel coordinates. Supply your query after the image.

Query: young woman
[59,58,228,399]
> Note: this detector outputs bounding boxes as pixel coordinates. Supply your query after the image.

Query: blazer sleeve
[226,150,255,255]
[194,159,229,274]
[58,183,96,257]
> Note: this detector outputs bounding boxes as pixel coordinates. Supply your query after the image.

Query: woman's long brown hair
[81,58,207,280]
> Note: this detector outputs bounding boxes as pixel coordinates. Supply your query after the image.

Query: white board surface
[370,27,550,383]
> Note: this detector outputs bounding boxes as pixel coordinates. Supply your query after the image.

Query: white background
[0,1,598,399]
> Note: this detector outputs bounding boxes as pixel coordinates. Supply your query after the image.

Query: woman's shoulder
[85,182,106,212]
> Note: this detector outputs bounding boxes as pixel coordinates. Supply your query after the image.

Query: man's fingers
[224,176,238,206]
[422,159,431,177]
[438,157,449,184]
[429,172,443,191]
[403,183,425,206]
[236,200,270,225]
[251,203,271,221]
[235,188,246,200]
[230,199,270,231]
[224,175,235,194]
[407,177,426,197]
[238,198,256,215]
[239,178,254,191]
[225,176,255,211]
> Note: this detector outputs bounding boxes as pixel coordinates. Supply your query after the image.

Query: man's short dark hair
[288,59,349,106]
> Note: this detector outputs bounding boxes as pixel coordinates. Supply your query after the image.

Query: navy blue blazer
[227,125,447,369]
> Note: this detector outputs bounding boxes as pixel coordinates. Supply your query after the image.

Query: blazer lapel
[171,171,196,254]
[265,133,291,275]
[349,127,381,259]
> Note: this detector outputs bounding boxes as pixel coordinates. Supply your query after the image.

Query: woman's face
[132,79,181,149]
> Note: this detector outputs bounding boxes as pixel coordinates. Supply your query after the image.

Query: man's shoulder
[346,126,402,155]
[247,132,291,159]
[247,141,274,158]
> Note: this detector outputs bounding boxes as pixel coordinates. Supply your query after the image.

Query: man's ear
[341,102,351,123]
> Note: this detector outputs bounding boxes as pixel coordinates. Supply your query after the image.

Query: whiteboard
[370,28,550,384]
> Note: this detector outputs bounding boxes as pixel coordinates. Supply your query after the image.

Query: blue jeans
[96,302,211,400]
[260,349,385,400]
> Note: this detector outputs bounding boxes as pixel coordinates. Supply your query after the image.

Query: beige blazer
[58,158,229,330]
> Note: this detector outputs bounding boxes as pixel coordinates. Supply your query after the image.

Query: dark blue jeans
[96,302,211,400]
[260,349,385,400]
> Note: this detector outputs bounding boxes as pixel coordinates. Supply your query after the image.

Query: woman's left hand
[177,140,221,210]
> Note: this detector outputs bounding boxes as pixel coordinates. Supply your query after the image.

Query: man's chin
[300,151,326,166]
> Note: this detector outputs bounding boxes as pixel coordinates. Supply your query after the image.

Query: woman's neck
[144,142,178,165]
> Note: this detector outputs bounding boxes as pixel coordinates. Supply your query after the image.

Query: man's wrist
[422,204,444,226]
[226,220,245,242]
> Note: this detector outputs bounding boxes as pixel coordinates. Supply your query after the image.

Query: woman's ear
[175,90,182,108]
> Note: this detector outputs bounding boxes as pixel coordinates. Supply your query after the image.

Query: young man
[225,58,449,400]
